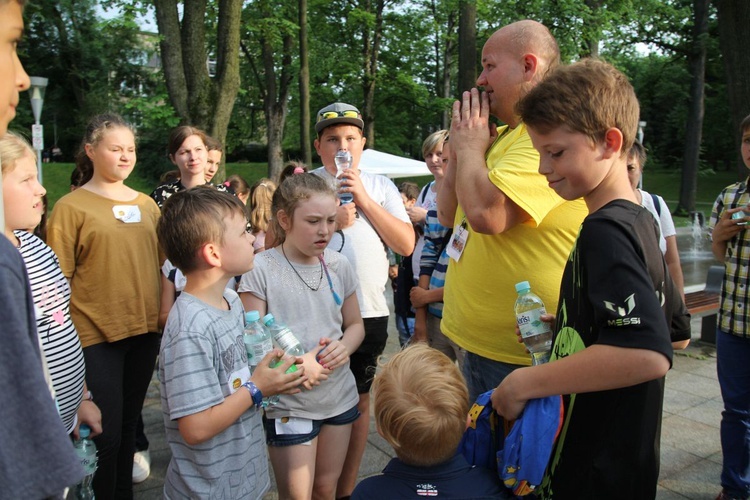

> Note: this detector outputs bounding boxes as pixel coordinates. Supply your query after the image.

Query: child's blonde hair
[249,177,276,233]
[421,130,448,159]
[372,344,469,467]
[0,131,35,175]
[517,58,640,157]
[270,173,335,246]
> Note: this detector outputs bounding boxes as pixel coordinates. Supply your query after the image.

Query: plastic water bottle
[262,314,306,405]
[263,314,306,360]
[334,150,354,204]
[514,281,553,365]
[244,310,273,372]
[74,424,97,499]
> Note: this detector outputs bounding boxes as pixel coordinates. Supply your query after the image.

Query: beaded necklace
[281,242,323,291]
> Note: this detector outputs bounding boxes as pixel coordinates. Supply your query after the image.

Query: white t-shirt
[639,189,675,255]
[312,167,410,318]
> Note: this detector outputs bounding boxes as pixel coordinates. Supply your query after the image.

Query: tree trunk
[442,10,456,129]
[457,0,476,96]
[362,0,385,147]
[153,0,189,120]
[299,0,312,166]
[675,0,709,216]
[716,0,750,178]
[153,0,242,181]
[262,33,294,180]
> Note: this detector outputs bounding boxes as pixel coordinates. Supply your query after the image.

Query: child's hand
[491,370,528,421]
[251,349,307,397]
[406,206,428,226]
[338,167,367,205]
[389,265,398,280]
[75,400,103,439]
[299,350,332,390]
[516,313,555,352]
[714,206,749,242]
[316,337,350,370]
[336,203,357,230]
[409,286,430,308]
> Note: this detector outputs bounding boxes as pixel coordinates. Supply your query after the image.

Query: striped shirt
[15,230,86,433]
[709,177,750,338]
[419,208,451,318]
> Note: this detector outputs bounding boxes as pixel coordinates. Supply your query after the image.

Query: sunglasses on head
[318,110,361,122]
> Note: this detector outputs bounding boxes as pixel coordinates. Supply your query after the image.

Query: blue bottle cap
[262,313,275,326]
[245,310,260,323]
[79,424,91,439]
[515,281,531,293]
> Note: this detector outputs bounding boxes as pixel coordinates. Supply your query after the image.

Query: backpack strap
[419,181,433,205]
[650,193,661,217]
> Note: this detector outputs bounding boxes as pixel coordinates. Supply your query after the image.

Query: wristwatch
[242,381,263,409]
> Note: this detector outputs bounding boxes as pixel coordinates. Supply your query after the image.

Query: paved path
[135,315,725,499]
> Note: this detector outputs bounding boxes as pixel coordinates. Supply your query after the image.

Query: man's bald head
[478,20,559,126]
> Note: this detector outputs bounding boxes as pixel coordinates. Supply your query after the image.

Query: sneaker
[132,450,151,484]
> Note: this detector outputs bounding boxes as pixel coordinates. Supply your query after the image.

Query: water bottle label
[250,338,273,366]
[275,328,299,352]
[516,308,551,338]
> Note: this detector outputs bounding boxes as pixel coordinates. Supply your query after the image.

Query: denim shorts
[264,405,360,447]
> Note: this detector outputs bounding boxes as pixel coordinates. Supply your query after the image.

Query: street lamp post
[29,76,48,184]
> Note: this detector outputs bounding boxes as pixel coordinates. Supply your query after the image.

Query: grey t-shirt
[238,248,360,420]
[159,290,269,499]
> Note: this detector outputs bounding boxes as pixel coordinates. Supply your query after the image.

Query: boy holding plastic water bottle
[156,187,306,499]
[490,59,689,498]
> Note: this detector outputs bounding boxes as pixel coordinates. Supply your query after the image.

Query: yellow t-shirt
[441,124,587,365]
[47,189,161,347]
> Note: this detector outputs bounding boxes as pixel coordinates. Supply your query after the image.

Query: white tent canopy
[357,149,430,178]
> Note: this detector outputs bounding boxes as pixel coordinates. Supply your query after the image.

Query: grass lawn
[41,161,742,226]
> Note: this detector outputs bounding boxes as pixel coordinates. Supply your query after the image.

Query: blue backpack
[457,390,506,474]
[459,390,563,498]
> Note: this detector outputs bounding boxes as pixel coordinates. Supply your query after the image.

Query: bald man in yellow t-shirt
[438,20,587,402]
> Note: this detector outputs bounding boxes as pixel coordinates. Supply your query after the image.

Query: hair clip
[293,166,305,175]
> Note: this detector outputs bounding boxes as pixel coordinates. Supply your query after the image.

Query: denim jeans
[395,315,415,347]
[717,328,750,499]
[462,351,525,404]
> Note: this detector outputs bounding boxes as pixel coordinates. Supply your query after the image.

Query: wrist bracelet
[242,381,263,409]
[83,390,94,402]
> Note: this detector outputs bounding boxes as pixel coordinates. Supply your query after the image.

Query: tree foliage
[17,0,748,194]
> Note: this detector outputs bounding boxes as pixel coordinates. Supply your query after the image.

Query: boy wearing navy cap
[311,102,415,498]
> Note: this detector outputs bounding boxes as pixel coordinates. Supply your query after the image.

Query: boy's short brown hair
[517,58,640,157]
[372,344,469,467]
[398,181,420,202]
[157,186,246,273]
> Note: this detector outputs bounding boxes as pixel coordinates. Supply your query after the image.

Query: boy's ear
[199,242,222,269]
[602,128,624,160]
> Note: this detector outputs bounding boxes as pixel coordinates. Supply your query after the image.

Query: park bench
[684,264,723,344]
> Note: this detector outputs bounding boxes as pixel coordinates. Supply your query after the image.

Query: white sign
[31,124,43,150]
